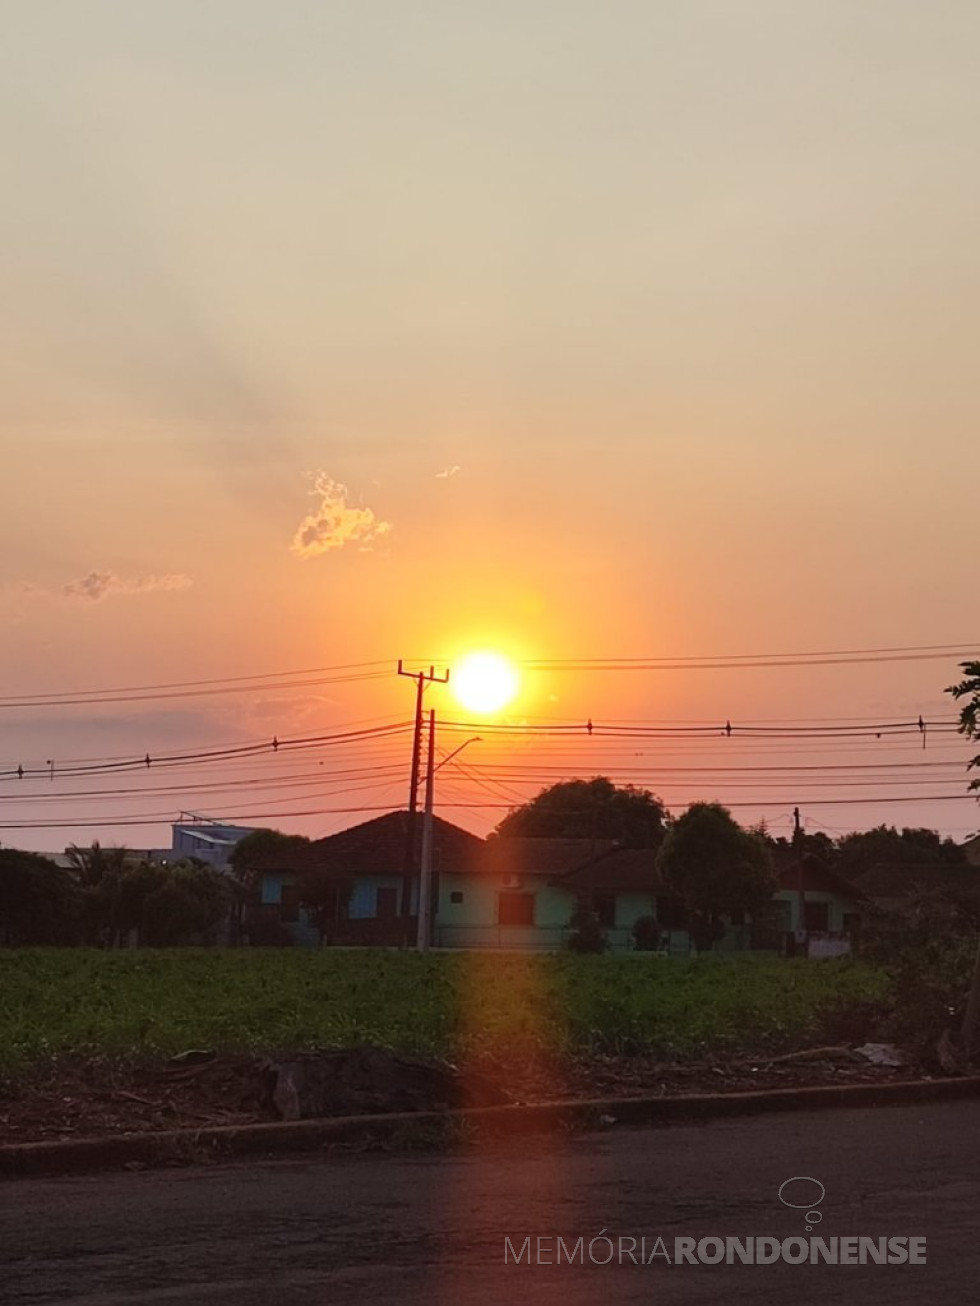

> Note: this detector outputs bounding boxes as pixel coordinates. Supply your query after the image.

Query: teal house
[250,811,866,955]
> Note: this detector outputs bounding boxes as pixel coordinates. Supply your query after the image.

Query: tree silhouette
[494,777,667,848]
[656,802,776,952]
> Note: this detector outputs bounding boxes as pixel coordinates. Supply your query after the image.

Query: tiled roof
[476,836,616,877]
[775,855,867,901]
[309,810,484,875]
[557,847,663,892]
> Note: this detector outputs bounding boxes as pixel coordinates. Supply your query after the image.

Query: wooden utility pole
[794,806,808,958]
[397,662,448,936]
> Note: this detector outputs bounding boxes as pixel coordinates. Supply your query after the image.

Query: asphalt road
[3,1101,979,1304]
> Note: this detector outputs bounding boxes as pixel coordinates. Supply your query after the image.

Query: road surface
[3,1100,979,1303]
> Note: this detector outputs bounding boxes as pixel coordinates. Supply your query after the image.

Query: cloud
[0,581,43,601]
[63,571,193,601]
[435,465,461,479]
[291,474,392,559]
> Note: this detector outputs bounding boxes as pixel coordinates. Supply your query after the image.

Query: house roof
[476,836,615,877]
[775,855,868,903]
[556,846,663,893]
[309,810,484,875]
[172,829,242,848]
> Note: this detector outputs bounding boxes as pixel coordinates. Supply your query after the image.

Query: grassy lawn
[0,949,890,1077]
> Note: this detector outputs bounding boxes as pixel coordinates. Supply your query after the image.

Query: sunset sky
[2,2,977,851]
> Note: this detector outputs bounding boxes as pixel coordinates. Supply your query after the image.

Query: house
[252,817,612,949]
[314,810,484,945]
[251,810,868,955]
[770,855,869,957]
[250,811,484,947]
[552,846,668,952]
[436,835,618,950]
[148,818,261,871]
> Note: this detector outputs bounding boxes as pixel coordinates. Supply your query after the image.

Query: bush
[861,898,977,1061]
[566,907,608,954]
[246,918,296,947]
[632,915,662,952]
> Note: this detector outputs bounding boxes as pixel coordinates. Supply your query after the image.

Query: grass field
[0,949,890,1078]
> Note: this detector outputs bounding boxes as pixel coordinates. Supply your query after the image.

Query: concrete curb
[4,1074,980,1180]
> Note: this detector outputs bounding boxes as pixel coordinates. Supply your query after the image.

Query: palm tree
[65,841,131,946]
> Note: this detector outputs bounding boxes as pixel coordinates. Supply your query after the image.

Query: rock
[262,1046,512,1121]
[854,1042,907,1068]
[167,1050,216,1067]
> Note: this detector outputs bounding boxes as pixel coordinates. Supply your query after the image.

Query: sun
[451,651,520,715]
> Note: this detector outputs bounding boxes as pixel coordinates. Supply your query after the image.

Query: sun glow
[451,651,520,715]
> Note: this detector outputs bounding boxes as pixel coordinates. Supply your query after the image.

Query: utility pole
[794,805,808,958]
[416,730,481,953]
[417,709,436,951]
[398,661,449,938]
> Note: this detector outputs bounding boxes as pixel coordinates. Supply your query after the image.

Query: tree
[228,829,312,895]
[0,849,81,945]
[136,860,228,946]
[109,860,169,942]
[764,829,838,867]
[835,825,964,880]
[946,661,980,1058]
[494,777,667,848]
[64,841,133,946]
[949,661,980,800]
[655,802,776,952]
[298,869,352,944]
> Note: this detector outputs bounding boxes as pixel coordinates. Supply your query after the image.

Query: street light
[417,719,481,950]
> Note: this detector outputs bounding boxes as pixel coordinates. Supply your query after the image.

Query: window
[804,900,829,933]
[594,894,616,928]
[279,884,300,924]
[498,892,534,926]
[376,886,398,920]
[450,891,463,905]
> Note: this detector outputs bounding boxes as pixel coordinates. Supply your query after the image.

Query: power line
[520,642,979,671]
[0,659,393,705]
[0,668,393,710]
[1,791,976,831]
[3,641,976,709]
[0,720,413,781]
[440,716,960,739]
[0,763,408,804]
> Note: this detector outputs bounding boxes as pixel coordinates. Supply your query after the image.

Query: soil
[0,1045,922,1147]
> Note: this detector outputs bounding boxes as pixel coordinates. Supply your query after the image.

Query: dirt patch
[0,1045,923,1147]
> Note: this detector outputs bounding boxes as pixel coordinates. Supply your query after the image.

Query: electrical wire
[1,791,976,831]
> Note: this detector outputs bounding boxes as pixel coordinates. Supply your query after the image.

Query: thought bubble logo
[778,1176,826,1232]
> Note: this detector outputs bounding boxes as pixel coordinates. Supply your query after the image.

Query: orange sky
[1,2,978,850]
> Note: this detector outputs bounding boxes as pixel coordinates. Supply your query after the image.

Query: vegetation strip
[0,950,888,1074]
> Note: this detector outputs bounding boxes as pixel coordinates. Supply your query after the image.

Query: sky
[1,1,978,851]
